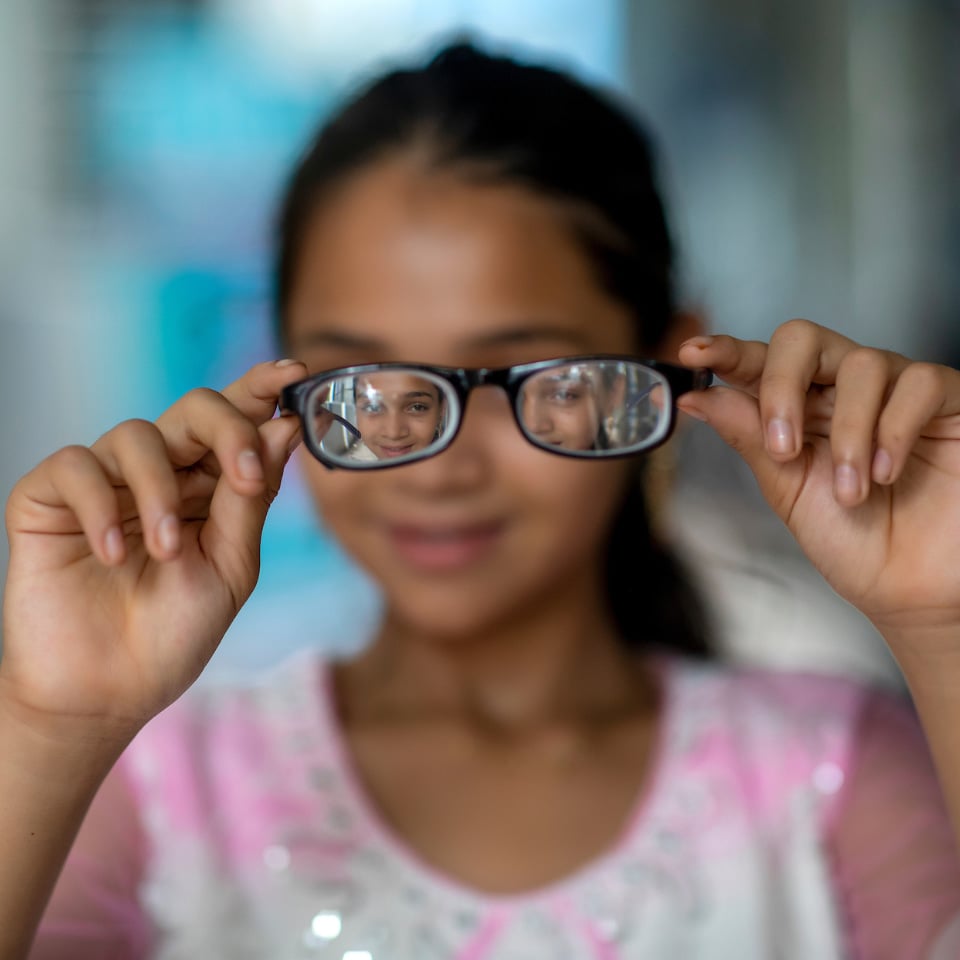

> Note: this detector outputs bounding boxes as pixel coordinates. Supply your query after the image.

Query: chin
[386,582,520,643]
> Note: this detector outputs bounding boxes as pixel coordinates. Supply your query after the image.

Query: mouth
[385,520,505,572]
[374,443,416,459]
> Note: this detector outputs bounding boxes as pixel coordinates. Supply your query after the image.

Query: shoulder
[664,655,871,733]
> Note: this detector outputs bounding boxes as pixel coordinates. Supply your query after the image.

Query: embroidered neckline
[297,653,684,908]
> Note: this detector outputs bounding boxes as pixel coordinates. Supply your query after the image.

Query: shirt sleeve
[30,759,154,959]
[828,688,960,959]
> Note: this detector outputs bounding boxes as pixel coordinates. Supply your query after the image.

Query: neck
[336,570,656,733]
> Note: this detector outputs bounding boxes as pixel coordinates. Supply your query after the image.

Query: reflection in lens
[307,370,453,466]
[521,364,603,451]
[353,372,444,460]
[519,361,670,454]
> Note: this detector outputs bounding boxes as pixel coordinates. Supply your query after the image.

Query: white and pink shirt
[35,654,960,959]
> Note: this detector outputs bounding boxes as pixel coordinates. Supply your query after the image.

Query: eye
[358,399,384,415]
[406,401,434,414]
[544,382,584,404]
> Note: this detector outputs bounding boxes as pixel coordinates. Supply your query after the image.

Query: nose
[392,386,505,495]
[381,408,409,440]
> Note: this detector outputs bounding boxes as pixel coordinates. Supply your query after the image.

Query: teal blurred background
[1,1,957,680]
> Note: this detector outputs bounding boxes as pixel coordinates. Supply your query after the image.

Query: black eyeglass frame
[279,356,713,470]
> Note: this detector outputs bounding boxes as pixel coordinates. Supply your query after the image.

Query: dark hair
[274,41,711,657]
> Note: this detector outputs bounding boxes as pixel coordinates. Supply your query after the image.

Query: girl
[4,43,960,959]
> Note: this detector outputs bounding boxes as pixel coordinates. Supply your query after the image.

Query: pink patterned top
[33,654,960,959]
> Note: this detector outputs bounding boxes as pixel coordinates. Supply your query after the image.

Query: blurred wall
[624,0,959,357]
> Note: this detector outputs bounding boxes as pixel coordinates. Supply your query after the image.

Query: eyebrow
[361,389,436,400]
[290,324,593,352]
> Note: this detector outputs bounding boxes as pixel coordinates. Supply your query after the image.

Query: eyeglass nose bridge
[438,366,524,442]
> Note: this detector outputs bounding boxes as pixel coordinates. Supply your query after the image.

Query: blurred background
[1,0,957,682]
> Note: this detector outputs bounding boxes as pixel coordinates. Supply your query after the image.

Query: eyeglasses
[279,357,712,470]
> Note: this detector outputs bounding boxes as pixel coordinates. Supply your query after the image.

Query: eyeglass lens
[304,362,672,467]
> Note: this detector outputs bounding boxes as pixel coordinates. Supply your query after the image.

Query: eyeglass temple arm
[689,367,714,391]
[277,386,363,441]
[320,408,362,440]
[624,367,713,411]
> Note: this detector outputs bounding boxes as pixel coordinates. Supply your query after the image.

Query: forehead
[284,157,636,366]
[357,372,439,395]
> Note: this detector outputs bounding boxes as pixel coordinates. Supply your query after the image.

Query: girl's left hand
[676,319,960,652]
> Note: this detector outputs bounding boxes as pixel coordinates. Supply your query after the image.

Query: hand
[676,320,960,646]
[1,360,306,737]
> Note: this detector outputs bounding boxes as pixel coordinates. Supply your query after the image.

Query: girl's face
[354,372,443,459]
[286,156,641,638]
[520,365,604,451]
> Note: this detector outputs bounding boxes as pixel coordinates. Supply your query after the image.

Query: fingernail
[237,449,264,481]
[835,463,860,502]
[766,418,795,455]
[286,431,303,456]
[872,448,892,483]
[680,336,714,350]
[104,526,125,564]
[679,403,708,423]
[157,514,180,555]
[275,358,300,367]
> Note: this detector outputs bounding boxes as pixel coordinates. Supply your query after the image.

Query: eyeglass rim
[279,355,713,470]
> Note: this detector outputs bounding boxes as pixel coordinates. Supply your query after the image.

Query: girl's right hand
[0,359,307,741]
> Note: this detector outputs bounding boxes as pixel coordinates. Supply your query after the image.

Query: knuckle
[110,417,159,444]
[837,347,887,380]
[183,386,224,407]
[772,317,819,344]
[51,444,95,472]
[899,362,944,398]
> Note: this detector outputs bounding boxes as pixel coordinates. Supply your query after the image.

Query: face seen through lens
[521,365,606,451]
[289,358,700,469]
[354,373,444,460]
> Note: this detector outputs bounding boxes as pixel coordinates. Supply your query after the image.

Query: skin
[353,372,444,459]
[521,364,603,450]
[1,153,960,954]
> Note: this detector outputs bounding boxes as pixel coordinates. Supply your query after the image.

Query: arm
[0,704,131,959]
[0,359,306,956]
[27,760,151,960]
[885,639,960,868]
[830,689,960,957]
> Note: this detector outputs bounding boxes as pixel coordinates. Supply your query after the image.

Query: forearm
[886,629,960,857]
[0,695,132,959]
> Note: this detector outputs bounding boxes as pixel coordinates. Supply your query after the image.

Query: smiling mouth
[375,443,415,458]
[386,521,504,572]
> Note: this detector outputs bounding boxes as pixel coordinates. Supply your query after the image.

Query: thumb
[199,415,302,595]
[678,386,807,515]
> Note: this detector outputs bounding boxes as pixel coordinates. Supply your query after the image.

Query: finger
[153,359,309,489]
[90,419,184,559]
[220,358,308,424]
[153,387,269,494]
[679,321,863,461]
[677,335,770,394]
[9,446,126,566]
[676,386,807,515]
[198,414,302,594]
[874,362,960,484]
[828,349,894,506]
[756,320,866,461]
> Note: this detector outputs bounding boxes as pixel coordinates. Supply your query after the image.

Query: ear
[653,305,709,362]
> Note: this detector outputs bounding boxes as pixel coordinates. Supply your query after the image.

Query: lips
[386,521,504,572]
[374,443,416,458]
